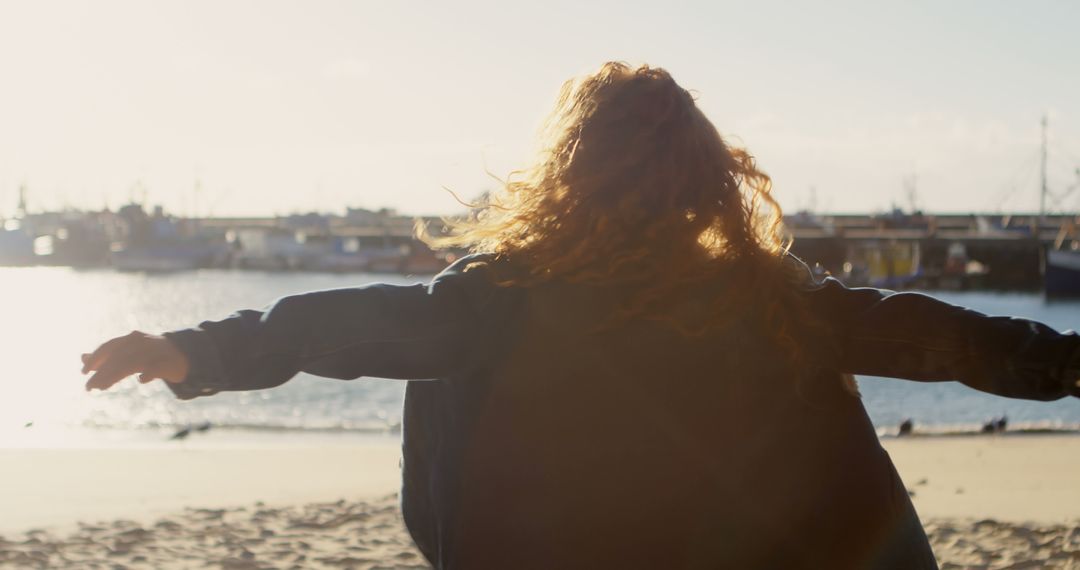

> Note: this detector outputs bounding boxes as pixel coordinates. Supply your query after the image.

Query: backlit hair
[424,62,810,346]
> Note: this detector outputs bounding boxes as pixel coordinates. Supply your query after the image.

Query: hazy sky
[1,0,1078,217]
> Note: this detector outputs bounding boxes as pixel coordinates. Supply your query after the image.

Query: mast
[16,183,27,216]
[1040,114,1048,220]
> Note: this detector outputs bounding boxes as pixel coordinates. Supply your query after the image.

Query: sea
[1,267,1078,448]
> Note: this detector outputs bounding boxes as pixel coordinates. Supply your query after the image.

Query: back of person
[404,267,937,569]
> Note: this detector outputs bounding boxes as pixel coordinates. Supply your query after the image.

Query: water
[0,268,421,448]
[0,268,1078,447]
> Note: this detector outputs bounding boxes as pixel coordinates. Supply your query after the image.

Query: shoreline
[877,425,1080,438]
[1,434,1078,568]
[7,418,1079,447]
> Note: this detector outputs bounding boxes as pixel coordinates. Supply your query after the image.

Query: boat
[843,240,922,289]
[110,203,221,272]
[1045,247,1080,297]
[0,221,35,266]
[112,242,219,272]
[0,188,39,266]
[1045,216,1080,297]
[1039,116,1080,296]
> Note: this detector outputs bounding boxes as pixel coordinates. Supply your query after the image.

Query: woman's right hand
[81,331,190,392]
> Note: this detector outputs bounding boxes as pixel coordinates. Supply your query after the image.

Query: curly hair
[423,62,813,349]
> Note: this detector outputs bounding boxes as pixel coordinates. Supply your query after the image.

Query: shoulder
[431,252,499,288]
[779,252,882,297]
[429,253,522,312]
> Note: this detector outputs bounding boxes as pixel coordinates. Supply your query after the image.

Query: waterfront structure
[1,195,1077,290]
[787,211,1064,291]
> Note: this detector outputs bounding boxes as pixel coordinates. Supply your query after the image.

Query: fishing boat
[1039,116,1080,297]
[0,187,37,266]
[1045,215,1080,296]
[0,221,35,266]
[112,242,219,272]
[1045,247,1080,297]
[843,239,922,289]
[110,203,221,272]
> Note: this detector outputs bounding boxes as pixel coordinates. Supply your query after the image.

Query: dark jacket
[164,254,1080,569]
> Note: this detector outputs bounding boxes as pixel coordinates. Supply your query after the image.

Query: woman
[82,62,1080,569]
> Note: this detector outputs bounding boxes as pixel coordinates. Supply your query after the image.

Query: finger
[84,345,146,392]
[85,364,138,392]
[138,372,157,384]
[83,337,126,374]
[82,332,139,374]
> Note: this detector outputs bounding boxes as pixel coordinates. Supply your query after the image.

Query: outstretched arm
[83,270,481,400]
[806,277,1080,401]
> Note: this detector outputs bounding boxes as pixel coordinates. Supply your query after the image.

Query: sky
[1,0,1079,217]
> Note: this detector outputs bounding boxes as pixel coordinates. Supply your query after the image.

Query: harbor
[1,187,1078,293]
[786,209,1071,291]
[0,190,453,275]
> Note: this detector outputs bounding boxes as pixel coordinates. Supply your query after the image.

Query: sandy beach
[884,434,1080,569]
[1,433,1078,569]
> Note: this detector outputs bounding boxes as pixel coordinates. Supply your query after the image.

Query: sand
[0,494,424,570]
[0,433,1078,569]
[0,442,403,536]
[882,434,1080,522]
[882,435,1080,569]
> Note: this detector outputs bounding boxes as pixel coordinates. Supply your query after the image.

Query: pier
[788,211,1069,291]
[0,204,1076,291]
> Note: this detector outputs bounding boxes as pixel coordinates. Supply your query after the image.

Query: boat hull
[1045,249,1080,297]
[112,244,218,272]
